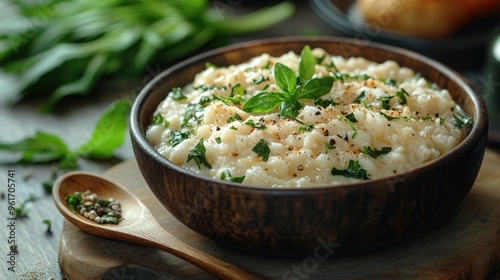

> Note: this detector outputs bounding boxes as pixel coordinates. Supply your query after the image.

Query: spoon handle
[124,210,267,280]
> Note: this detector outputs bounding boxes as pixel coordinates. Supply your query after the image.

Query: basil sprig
[242,46,334,118]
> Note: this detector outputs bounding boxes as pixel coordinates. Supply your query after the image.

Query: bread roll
[356,0,500,38]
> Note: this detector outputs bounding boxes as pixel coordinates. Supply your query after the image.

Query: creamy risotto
[146,47,471,187]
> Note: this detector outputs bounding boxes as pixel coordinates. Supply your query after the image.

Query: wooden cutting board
[58,149,500,280]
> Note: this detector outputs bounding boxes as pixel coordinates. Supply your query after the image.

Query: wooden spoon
[52,171,267,280]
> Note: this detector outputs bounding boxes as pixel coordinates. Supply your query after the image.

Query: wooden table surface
[0,1,499,279]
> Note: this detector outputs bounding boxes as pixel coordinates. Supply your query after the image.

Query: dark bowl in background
[130,37,488,256]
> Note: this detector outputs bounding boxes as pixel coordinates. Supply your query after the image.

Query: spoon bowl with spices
[52,171,266,280]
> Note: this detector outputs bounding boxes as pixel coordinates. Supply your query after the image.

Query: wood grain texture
[58,148,500,280]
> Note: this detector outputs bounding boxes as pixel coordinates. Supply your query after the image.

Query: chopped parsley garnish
[152,113,164,125]
[294,118,314,132]
[215,137,222,144]
[252,139,270,162]
[314,97,339,108]
[169,130,191,147]
[170,87,187,100]
[379,111,399,121]
[325,139,336,151]
[245,119,266,130]
[339,113,358,138]
[227,113,243,123]
[242,45,334,119]
[253,75,267,84]
[361,146,392,159]
[384,78,397,86]
[181,103,203,127]
[298,123,314,132]
[451,114,473,129]
[205,62,218,68]
[230,125,237,130]
[199,96,213,106]
[231,83,246,96]
[220,169,245,183]
[331,160,370,180]
[187,138,211,170]
[378,89,410,109]
[352,91,366,104]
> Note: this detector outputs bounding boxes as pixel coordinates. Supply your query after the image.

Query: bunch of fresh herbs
[0,0,294,112]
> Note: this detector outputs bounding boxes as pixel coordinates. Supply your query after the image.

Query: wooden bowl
[130,37,488,256]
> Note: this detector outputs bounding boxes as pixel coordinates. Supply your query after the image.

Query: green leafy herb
[65,194,82,213]
[242,46,334,118]
[170,87,187,101]
[215,137,222,144]
[230,126,237,130]
[331,160,370,180]
[325,139,336,151]
[181,103,203,127]
[221,170,245,183]
[379,111,399,121]
[231,83,246,96]
[0,131,77,170]
[361,146,392,159]
[152,113,164,125]
[43,220,52,234]
[252,139,270,162]
[384,78,397,86]
[227,113,243,123]
[314,97,339,108]
[245,119,267,130]
[352,91,366,104]
[76,99,131,159]
[14,198,33,218]
[169,130,191,147]
[253,75,267,84]
[187,138,211,170]
[205,62,218,68]
[298,123,314,132]
[378,89,410,109]
[451,114,473,129]
[0,1,295,111]
[344,112,358,123]
[0,99,130,168]
[439,117,446,125]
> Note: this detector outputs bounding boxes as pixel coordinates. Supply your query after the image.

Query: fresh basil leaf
[76,99,131,159]
[279,98,302,118]
[252,139,270,162]
[331,160,370,180]
[296,76,333,100]
[242,91,285,113]
[274,62,296,93]
[299,45,315,82]
[187,138,212,170]
[221,169,245,183]
[361,146,392,159]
